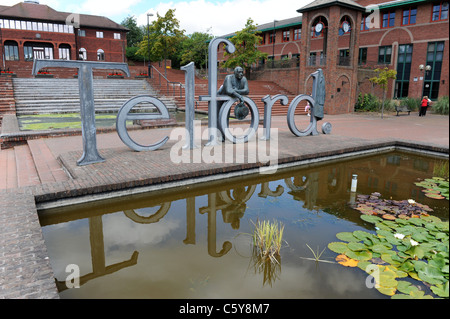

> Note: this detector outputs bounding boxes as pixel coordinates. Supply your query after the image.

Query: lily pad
[347,242,368,251]
[335,232,359,242]
[328,242,349,254]
[336,254,359,267]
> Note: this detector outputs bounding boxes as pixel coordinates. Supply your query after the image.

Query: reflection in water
[39,151,448,299]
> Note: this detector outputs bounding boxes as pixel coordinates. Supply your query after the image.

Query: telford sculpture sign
[32,37,331,167]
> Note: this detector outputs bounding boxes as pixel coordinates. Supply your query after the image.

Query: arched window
[309,17,328,66]
[97,49,105,61]
[4,41,19,61]
[79,48,87,61]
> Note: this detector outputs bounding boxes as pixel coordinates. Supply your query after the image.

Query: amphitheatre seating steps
[12,78,177,115]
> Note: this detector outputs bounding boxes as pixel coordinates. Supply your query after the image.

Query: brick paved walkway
[0,111,448,299]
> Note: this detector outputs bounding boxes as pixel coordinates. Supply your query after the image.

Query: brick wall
[0,76,16,124]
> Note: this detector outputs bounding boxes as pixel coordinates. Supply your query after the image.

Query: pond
[38,151,448,299]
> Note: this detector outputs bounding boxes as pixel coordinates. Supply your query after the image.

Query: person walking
[419,96,431,116]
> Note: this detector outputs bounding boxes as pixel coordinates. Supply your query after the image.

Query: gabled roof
[0,2,128,31]
[297,0,366,13]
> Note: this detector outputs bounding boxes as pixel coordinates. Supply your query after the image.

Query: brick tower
[297,0,366,114]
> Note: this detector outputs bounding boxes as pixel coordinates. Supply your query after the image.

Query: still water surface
[39,151,448,299]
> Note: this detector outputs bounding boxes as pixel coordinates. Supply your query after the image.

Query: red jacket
[421,98,429,107]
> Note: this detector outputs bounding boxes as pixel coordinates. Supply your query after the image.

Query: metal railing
[150,65,184,98]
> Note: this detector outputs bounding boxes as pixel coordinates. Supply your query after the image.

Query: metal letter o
[218,97,259,144]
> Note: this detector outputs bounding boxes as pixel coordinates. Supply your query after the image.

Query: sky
[1,0,311,36]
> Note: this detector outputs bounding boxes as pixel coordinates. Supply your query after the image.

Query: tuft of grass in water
[251,219,284,264]
[250,219,285,286]
[433,161,449,179]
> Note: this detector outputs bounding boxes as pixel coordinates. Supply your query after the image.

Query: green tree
[180,31,214,69]
[370,67,397,119]
[221,18,268,78]
[121,15,144,48]
[137,9,185,76]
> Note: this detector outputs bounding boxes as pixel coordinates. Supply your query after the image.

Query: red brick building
[218,0,449,114]
[0,1,128,77]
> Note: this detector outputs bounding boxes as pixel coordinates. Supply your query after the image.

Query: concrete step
[12,77,178,115]
[27,139,69,184]
[13,145,41,188]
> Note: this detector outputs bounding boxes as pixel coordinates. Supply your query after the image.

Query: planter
[35,74,54,78]
[107,75,124,79]
[135,75,149,79]
[1,73,17,78]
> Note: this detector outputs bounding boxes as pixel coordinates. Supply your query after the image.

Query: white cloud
[136,0,310,36]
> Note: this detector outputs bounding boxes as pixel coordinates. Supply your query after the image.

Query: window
[79,48,87,61]
[282,30,290,42]
[358,48,367,65]
[260,34,266,45]
[378,46,392,64]
[423,41,445,99]
[293,28,301,40]
[4,41,19,61]
[97,49,105,61]
[24,45,33,61]
[382,11,395,28]
[432,2,449,21]
[395,44,413,98]
[96,31,104,38]
[402,7,417,25]
[114,33,121,40]
[292,53,300,67]
[78,29,86,37]
[309,52,317,66]
[339,49,350,66]
[59,45,71,60]
[269,33,276,44]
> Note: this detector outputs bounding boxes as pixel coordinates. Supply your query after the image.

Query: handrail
[150,65,184,98]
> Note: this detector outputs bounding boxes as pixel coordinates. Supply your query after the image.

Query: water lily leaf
[382,214,397,221]
[360,214,383,224]
[347,242,367,251]
[353,230,374,241]
[431,282,449,298]
[409,289,433,299]
[399,261,414,273]
[377,286,397,296]
[397,281,418,295]
[336,254,359,267]
[335,232,359,242]
[418,266,446,285]
[381,253,401,266]
[328,242,349,254]
[357,261,372,271]
[371,244,392,254]
[424,193,445,200]
[346,249,372,261]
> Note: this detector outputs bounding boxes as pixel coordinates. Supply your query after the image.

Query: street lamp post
[272,20,278,69]
[419,64,432,97]
[147,13,154,78]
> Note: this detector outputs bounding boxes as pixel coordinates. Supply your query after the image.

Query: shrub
[355,93,379,112]
[399,97,421,111]
[432,96,449,115]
